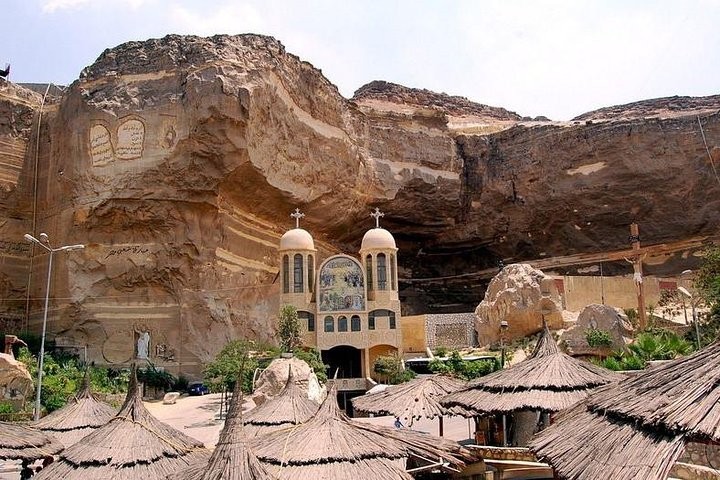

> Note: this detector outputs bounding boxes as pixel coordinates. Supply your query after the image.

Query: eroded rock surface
[252,356,324,404]
[475,264,563,345]
[561,304,634,355]
[0,34,718,373]
[0,352,33,408]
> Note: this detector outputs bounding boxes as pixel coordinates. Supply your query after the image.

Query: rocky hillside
[1,34,718,370]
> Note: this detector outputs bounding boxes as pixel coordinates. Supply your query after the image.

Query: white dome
[279,228,315,251]
[360,228,397,251]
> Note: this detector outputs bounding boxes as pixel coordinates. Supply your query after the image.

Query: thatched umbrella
[530,340,720,480]
[441,325,622,416]
[0,422,63,461]
[351,374,465,435]
[35,366,209,480]
[174,372,274,480]
[34,372,117,447]
[243,366,319,438]
[251,382,476,480]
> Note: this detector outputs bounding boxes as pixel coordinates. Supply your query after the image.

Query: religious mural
[318,256,365,312]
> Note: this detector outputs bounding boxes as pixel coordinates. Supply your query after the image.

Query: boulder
[0,353,33,409]
[162,392,181,404]
[561,304,634,355]
[252,356,325,404]
[475,264,563,345]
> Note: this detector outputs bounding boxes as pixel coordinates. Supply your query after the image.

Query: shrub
[433,346,449,357]
[428,350,498,380]
[0,402,14,414]
[138,364,176,391]
[373,354,415,385]
[585,328,613,348]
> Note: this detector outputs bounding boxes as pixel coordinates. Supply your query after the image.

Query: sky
[3,0,720,120]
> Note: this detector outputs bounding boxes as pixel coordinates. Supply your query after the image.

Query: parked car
[187,382,210,396]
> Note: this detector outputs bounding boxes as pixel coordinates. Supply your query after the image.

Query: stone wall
[425,313,476,350]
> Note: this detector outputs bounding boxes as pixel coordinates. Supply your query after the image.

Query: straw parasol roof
[0,422,63,461]
[174,373,274,480]
[441,325,622,415]
[35,366,209,480]
[352,374,465,425]
[530,340,720,480]
[34,372,117,447]
[243,366,319,438]
[251,382,476,480]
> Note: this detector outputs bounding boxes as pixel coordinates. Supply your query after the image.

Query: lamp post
[678,285,701,351]
[24,233,84,421]
[499,319,509,447]
[499,320,509,368]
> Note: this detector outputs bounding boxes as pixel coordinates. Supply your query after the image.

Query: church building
[278,208,402,386]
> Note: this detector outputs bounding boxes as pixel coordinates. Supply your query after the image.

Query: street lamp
[24,233,84,421]
[499,320,509,368]
[677,285,701,351]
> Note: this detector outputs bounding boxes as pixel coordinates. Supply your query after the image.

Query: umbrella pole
[439,416,444,437]
[502,414,507,446]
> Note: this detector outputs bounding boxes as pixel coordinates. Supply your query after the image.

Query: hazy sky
[4,0,719,119]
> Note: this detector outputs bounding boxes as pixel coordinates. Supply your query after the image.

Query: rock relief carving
[116,118,145,159]
[89,124,114,166]
[89,116,146,165]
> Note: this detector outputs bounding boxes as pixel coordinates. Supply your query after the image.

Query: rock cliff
[1,34,718,373]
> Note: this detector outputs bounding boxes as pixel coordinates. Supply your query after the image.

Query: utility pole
[628,223,647,330]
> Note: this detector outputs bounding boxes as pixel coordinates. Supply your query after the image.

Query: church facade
[278,209,402,382]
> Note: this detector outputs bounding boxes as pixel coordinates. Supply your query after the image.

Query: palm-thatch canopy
[34,372,117,447]
[251,382,477,480]
[174,374,273,480]
[351,374,465,425]
[0,422,63,461]
[441,326,622,415]
[35,366,209,480]
[530,340,720,480]
[243,366,319,438]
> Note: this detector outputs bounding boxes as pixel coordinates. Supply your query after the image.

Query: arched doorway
[322,345,362,379]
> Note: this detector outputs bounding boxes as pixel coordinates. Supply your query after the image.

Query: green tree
[373,354,415,384]
[293,348,327,383]
[278,305,302,353]
[203,340,258,394]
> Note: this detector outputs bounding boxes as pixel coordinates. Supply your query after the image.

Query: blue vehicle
[187,382,210,396]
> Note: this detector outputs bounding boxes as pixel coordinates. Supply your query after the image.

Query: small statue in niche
[136,331,150,360]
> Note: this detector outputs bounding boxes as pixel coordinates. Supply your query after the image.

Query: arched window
[308,254,314,293]
[377,253,387,290]
[324,316,334,332]
[366,255,373,291]
[390,254,396,290]
[298,311,315,332]
[389,310,396,329]
[368,311,376,330]
[294,254,304,293]
[282,255,289,293]
[351,315,361,332]
[369,309,396,329]
[338,316,348,332]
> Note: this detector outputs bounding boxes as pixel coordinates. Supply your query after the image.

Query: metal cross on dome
[370,208,385,228]
[290,208,305,228]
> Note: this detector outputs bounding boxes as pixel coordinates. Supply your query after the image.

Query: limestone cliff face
[1,34,719,373]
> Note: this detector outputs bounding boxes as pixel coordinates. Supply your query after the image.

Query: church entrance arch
[322,345,362,379]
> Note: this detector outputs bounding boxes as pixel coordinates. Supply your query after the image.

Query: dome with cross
[279,208,315,251]
[360,208,397,251]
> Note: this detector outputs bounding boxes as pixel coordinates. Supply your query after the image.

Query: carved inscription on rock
[116,118,145,159]
[89,124,114,166]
